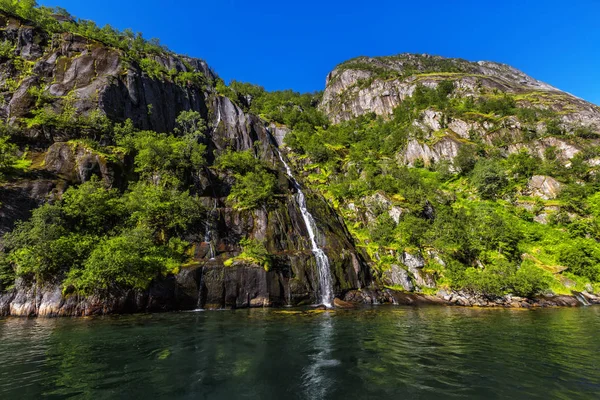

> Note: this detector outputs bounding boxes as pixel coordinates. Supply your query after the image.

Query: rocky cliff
[2,7,600,317]
[0,10,370,316]
[321,54,600,166]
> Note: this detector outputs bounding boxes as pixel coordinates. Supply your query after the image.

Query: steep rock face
[189,192,370,306]
[320,54,600,166]
[0,178,61,236]
[0,12,372,315]
[321,54,599,125]
[1,21,215,140]
[44,142,128,186]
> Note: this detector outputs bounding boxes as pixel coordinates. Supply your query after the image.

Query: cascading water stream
[276,150,334,308]
[204,199,217,260]
[573,291,591,306]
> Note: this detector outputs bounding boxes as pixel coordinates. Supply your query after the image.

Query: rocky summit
[1,4,600,317]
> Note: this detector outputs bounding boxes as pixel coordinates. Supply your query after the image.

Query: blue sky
[39,0,600,104]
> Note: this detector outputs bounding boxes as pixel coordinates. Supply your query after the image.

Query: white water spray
[276,150,334,308]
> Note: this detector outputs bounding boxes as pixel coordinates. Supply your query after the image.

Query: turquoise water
[1,306,599,399]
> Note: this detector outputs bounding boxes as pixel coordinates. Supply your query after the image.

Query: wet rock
[0,179,61,235]
[533,295,580,307]
[44,142,126,186]
[269,123,291,147]
[333,298,355,308]
[383,265,414,292]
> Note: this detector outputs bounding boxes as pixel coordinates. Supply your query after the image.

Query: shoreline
[1,285,598,318]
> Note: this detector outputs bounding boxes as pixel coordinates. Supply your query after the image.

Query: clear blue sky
[39,0,600,104]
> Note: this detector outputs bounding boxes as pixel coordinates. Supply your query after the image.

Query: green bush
[61,179,125,234]
[454,145,478,175]
[3,179,202,292]
[227,170,277,211]
[512,261,552,297]
[558,239,600,282]
[232,238,272,271]
[117,127,206,186]
[125,182,204,242]
[471,159,508,200]
[369,213,397,245]
[506,150,541,183]
[216,150,278,210]
[4,204,67,280]
[64,227,184,294]
[139,57,168,80]
[0,126,19,177]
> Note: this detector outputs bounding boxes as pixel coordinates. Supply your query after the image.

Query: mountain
[1,4,599,316]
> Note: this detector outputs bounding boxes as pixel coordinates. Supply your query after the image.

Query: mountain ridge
[1,3,600,316]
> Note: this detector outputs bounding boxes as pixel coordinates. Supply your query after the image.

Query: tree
[471,159,508,200]
[369,213,397,245]
[4,204,68,281]
[512,261,552,297]
[454,145,478,175]
[61,178,125,234]
[558,239,600,282]
[118,129,205,186]
[0,132,18,174]
[227,170,277,211]
[17,0,37,20]
[124,182,204,242]
[64,227,183,294]
[506,150,540,183]
[175,110,206,138]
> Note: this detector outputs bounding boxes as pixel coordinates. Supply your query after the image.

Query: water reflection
[0,307,599,399]
[301,313,339,399]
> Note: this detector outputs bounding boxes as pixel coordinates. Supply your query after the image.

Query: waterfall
[573,291,591,306]
[204,199,217,260]
[195,268,205,311]
[276,150,334,308]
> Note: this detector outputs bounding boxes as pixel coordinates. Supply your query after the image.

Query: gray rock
[383,265,414,291]
[528,175,563,200]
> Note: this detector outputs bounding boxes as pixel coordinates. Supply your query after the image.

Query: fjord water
[1,307,600,400]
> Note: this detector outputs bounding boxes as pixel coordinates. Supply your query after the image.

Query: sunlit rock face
[0,11,372,315]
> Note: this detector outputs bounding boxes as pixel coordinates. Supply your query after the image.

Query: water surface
[1,306,599,399]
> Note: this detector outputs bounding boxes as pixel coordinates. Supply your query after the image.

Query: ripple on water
[0,307,600,399]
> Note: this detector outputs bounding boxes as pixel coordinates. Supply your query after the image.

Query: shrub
[61,179,125,234]
[238,238,272,271]
[0,253,15,290]
[0,131,18,174]
[471,159,508,200]
[477,95,516,116]
[454,145,478,175]
[512,261,552,297]
[4,204,67,281]
[125,182,204,242]
[558,239,600,282]
[506,150,540,183]
[227,170,277,211]
[118,127,206,186]
[369,213,397,245]
[545,119,564,136]
[64,227,184,294]
[216,150,278,210]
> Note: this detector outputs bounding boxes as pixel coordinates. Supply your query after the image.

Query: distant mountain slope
[321,54,600,127]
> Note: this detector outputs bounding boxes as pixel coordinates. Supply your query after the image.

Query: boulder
[528,175,563,200]
[333,298,356,308]
[383,264,414,292]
